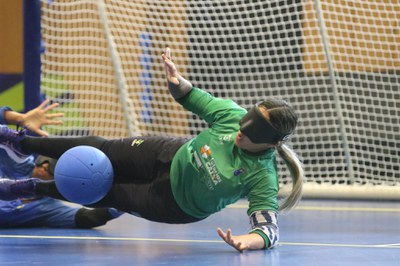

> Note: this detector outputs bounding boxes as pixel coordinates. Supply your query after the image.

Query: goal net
[37,0,399,199]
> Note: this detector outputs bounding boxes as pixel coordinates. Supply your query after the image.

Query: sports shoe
[0,125,30,163]
[0,178,37,201]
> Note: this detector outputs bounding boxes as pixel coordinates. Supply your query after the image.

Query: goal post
[22,0,42,113]
[26,0,400,199]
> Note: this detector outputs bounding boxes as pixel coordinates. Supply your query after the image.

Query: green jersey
[170,88,279,219]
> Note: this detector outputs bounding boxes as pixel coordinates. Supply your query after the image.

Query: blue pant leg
[0,198,79,228]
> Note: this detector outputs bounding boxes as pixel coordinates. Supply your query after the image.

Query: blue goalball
[54,145,114,205]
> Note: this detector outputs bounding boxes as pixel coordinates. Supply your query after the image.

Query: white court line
[0,234,399,249]
[0,234,222,243]
[279,242,400,249]
[228,204,400,212]
[374,243,400,248]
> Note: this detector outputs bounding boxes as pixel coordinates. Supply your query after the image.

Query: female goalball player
[0,47,303,252]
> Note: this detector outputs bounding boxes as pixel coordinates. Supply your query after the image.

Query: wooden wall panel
[0,0,23,73]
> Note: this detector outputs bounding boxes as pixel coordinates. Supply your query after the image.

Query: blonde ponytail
[276,143,304,211]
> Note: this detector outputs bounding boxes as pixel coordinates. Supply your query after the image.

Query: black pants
[22,135,202,224]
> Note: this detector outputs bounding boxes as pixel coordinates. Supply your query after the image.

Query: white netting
[39,0,400,198]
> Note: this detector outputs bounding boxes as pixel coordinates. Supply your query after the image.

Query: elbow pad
[249,210,279,248]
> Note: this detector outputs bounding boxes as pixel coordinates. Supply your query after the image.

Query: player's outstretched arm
[4,99,64,137]
[217,227,265,252]
[162,47,192,99]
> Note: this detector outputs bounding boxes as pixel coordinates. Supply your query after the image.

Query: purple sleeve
[0,106,13,125]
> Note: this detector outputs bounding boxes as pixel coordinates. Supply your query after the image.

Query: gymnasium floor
[0,199,399,265]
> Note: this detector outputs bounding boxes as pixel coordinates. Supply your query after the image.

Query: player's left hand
[217,227,250,252]
[162,47,180,85]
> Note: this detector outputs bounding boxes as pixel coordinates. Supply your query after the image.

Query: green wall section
[0,82,24,112]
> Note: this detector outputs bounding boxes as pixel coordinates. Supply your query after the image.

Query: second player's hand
[20,99,64,137]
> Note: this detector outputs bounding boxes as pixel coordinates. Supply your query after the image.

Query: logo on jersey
[131,139,144,146]
[233,168,245,176]
[200,145,212,159]
[218,134,232,144]
[196,144,222,189]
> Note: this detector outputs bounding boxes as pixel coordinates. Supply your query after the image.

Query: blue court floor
[0,199,399,265]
